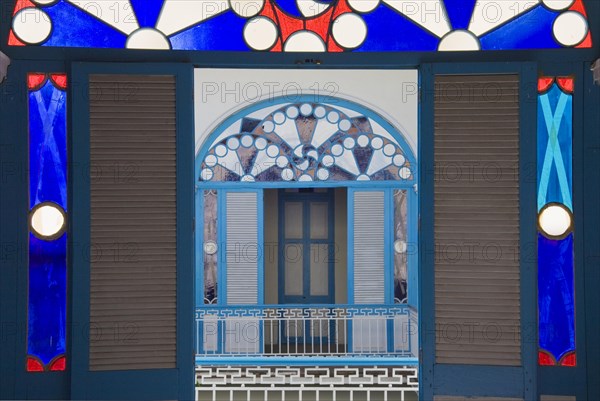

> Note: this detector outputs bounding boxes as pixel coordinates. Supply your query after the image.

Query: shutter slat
[434,74,521,367]
[89,74,177,371]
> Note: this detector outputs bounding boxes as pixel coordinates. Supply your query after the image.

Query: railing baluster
[193,304,418,362]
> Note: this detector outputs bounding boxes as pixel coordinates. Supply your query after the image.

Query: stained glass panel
[393,190,408,304]
[537,77,575,367]
[9,0,592,51]
[198,101,415,183]
[27,73,68,372]
[203,190,218,304]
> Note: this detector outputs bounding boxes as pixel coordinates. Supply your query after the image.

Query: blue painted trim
[194,95,418,185]
[347,188,355,306]
[519,63,538,401]
[195,357,419,367]
[407,187,419,308]
[174,63,196,401]
[582,61,600,401]
[257,190,265,306]
[418,63,435,401]
[217,190,227,305]
[434,365,525,398]
[195,188,204,308]
[571,64,589,401]
[384,189,393,305]
[70,62,92,399]
[197,181,417,190]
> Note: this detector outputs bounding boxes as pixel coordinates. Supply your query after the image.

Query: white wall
[194,69,419,156]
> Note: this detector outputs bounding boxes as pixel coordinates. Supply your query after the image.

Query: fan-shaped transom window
[198,100,416,183]
[9,0,592,51]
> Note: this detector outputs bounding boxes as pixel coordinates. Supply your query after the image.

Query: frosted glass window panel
[285,202,303,239]
[285,244,304,296]
[394,190,408,303]
[310,244,329,296]
[204,190,218,304]
[310,203,328,239]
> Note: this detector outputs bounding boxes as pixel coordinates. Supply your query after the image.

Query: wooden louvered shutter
[89,75,177,371]
[352,190,386,304]
[434,75,521,365]
[225,191,260,305]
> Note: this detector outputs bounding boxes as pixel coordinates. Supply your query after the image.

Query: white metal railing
[195,304,418,363]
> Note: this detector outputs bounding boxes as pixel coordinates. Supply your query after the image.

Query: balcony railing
[195,304,418,365]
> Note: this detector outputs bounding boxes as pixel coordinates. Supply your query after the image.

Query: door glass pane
[285,202,303,239]
[285,244,303,296]
[310,202,328,239]
[310,244,329,296]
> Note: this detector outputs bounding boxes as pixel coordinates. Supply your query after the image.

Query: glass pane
[285,202,303,239]
[203,190,218,304]
[27,73,68,372]
[310,202,328,239]
[310,244,329,296]
[393,190,408,304]
[11,2,593,51]
[284,244,303,296]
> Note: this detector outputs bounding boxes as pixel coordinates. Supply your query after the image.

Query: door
[279,189,335,305]
[278,189,334,350]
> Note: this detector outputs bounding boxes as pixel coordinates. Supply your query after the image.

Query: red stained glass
[27,73,47,90]
[557,77,574,94]
[26,357,45,372]
[538,77,555,93]
[8,31,24,47]
[49,356,66,371]
[559,352,577,367]
[538,350,556,366]
[50,74,68,90]
[12,0,36,15]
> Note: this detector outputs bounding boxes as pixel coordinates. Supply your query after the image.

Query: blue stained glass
[537,84,573,211]
[28,234,68,365]
[538,233,575,361]
[44,2,127,48]
[479,6,560,51]
[27,74,68,370]
[169,11,248,51]
[28,80,67,210]
[130,0,165,28]
[443,0,477,30]
[10,0,593,51]
[358,6,439,52]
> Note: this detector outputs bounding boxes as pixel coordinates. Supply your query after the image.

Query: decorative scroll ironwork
[196,365,419,400]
